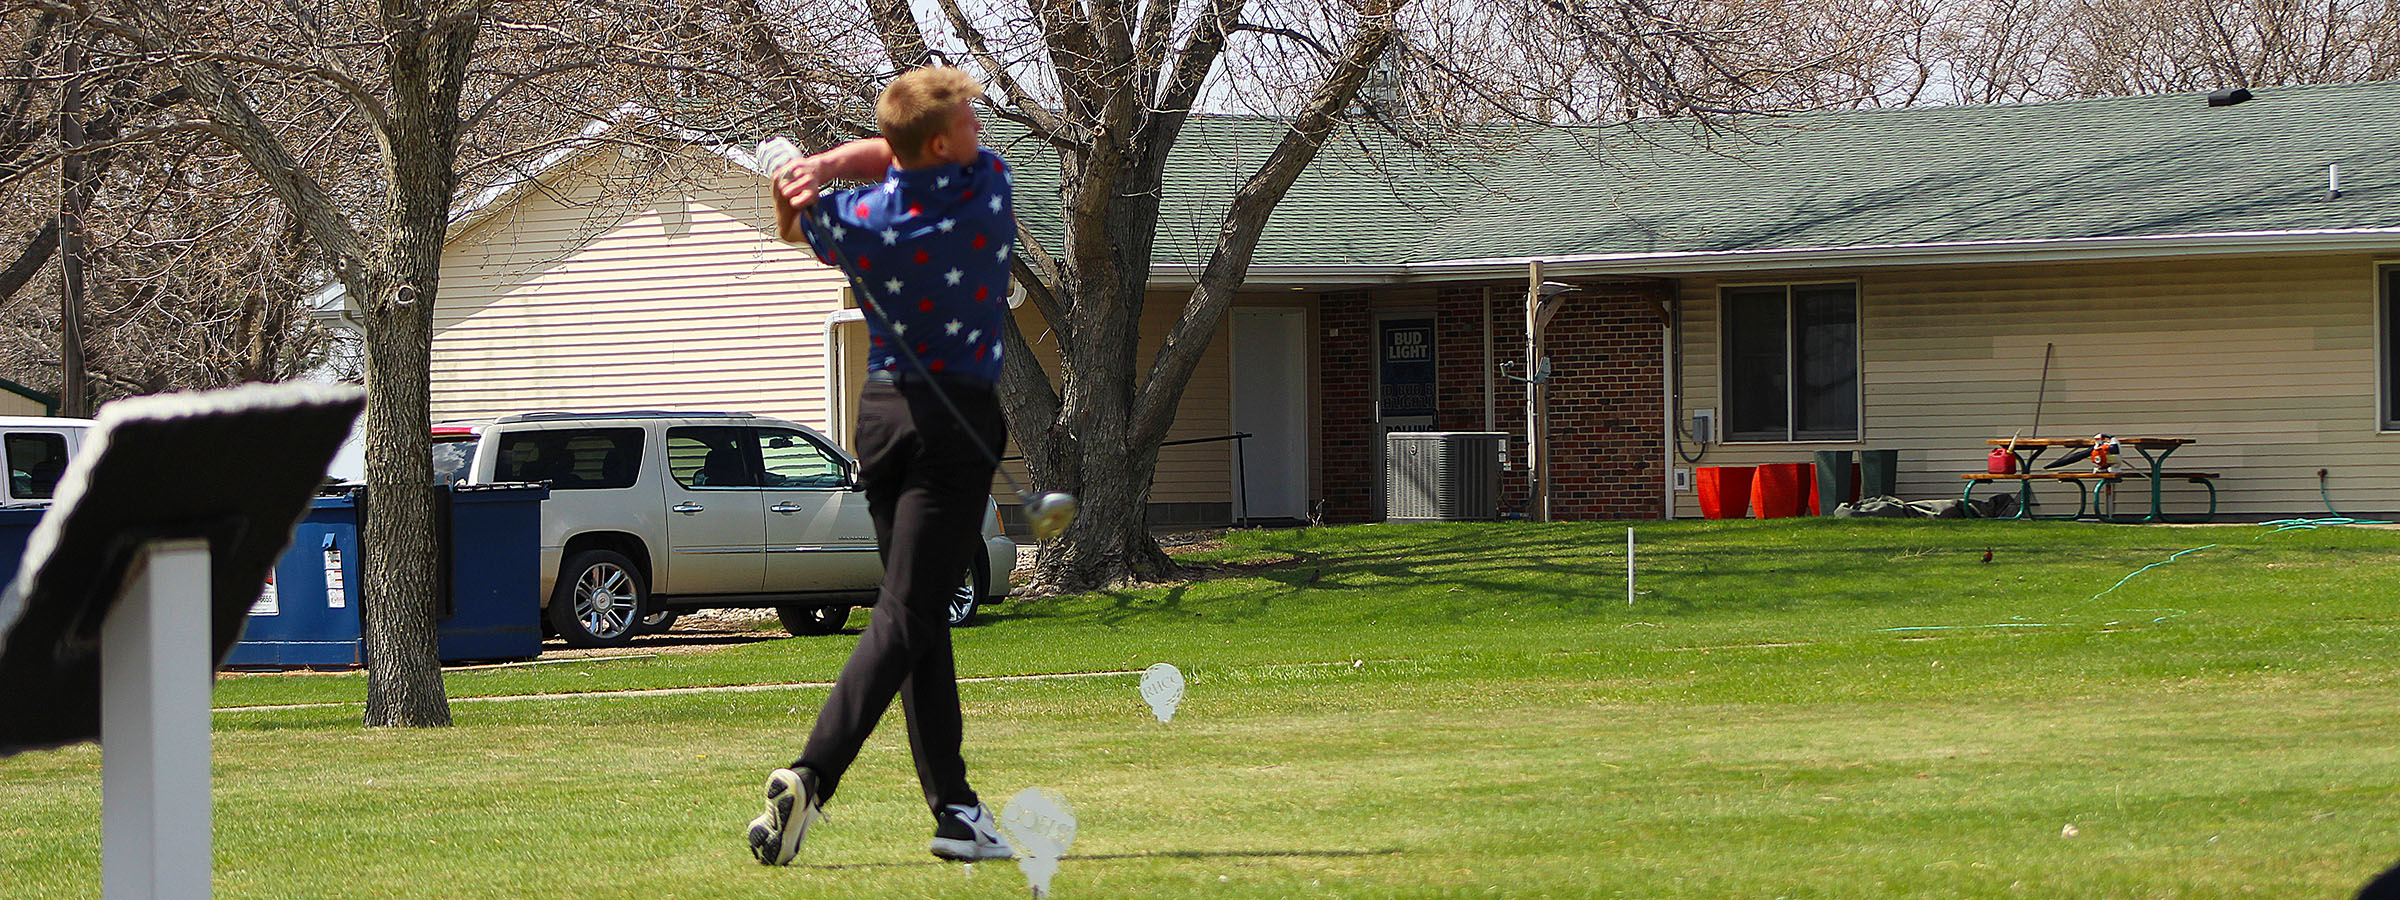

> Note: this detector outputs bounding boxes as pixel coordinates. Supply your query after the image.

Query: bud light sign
[1380,320,1435,418]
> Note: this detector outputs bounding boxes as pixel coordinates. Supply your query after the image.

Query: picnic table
[1961,437,2219,522]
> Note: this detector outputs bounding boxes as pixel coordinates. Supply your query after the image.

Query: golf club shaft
[820,235,1038,505]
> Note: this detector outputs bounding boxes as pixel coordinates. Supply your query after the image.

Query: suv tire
[779,604,851,636]
[638,610,680,635]
[550,549,647,648]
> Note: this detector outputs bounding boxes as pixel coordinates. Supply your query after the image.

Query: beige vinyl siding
[0,393,47,416]
[984,291,1235,507]
[1672,253,2398,519]
[432,151,847,435]
[432,147,1287,517]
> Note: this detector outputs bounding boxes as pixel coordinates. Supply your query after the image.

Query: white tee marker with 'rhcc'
[1001,788,1077,898]
[1139,663,1185,723]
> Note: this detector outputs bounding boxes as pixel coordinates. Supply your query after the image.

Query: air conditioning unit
[1386,432,1505,522]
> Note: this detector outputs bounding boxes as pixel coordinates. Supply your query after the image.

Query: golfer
[746,66,1015,866]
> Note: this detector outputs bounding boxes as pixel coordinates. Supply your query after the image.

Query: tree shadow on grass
[806,847,1403,870]
[985,521,2304,628]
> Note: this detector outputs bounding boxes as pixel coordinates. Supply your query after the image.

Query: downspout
[821,307,864,447]
[1661,282,1676,520]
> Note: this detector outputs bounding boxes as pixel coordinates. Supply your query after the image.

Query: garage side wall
[431,152,847,434]
[1671,253,2395,519]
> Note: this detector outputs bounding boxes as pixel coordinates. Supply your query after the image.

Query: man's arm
[772,138,898,244]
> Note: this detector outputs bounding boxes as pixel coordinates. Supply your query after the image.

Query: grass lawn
[5,518,2399,898]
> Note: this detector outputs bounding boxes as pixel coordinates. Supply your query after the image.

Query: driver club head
[1026,492,1078,541]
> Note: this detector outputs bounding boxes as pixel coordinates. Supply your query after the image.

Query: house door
[1230,308,1308,522]
[1373,315,1437,519]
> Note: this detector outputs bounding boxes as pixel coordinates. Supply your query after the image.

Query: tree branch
[1134,0,1404,446]
[930,0,1075,143]
[104,0,370,283]
[864,0,932,68]
[0,220,58,309]
[1157,0,1243,114]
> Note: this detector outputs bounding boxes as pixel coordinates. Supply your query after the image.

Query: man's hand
[773,157,826,210]
[765,137,896,246]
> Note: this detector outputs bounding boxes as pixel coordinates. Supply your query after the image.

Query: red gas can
[1987,447,2017,474]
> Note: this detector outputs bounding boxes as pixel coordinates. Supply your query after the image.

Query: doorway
[1373,314,1437,519]
[1230,309,1309,522]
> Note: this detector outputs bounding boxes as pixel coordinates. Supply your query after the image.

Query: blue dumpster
[221,483,547,667]
[220,494,366,666]
[434,484,546,662]
[0,483,546,667]
[0,507,43,573]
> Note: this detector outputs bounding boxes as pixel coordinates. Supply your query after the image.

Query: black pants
[795,377,1004,813]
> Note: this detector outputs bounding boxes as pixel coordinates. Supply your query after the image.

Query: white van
[0,417,92,506]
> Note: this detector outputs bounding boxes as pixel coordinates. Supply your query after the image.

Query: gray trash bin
[1859,450,1900,498]
[1812,450,1854,516]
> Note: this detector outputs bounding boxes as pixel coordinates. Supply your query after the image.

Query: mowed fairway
[5,519,2399,898]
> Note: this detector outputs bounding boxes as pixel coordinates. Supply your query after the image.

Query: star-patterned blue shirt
[798,147,1015,385]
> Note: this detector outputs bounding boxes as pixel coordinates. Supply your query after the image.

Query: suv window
[758,428,848,489]
[5,432,68,500]
[495,428,642,490]
[431,437,478,485]
[667,426,758,489]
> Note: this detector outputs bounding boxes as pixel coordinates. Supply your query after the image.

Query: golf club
[757,138,1078,541]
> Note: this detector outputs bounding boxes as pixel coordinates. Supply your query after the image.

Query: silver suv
[442,410,1014,648]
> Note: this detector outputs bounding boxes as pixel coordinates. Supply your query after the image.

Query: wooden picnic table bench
[1966,438,2219,522]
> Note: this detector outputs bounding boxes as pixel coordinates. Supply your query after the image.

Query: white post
[1525,261,1545,523]
[102,537,214,900]
[1626,527,1635,606]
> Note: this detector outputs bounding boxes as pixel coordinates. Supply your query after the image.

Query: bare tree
[12,0,880,724]
[657,0,1980,591]
[2056,0,2400,93]
[686,0,1408,589]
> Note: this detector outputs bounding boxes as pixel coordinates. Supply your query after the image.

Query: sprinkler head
[1026,492,1078,541]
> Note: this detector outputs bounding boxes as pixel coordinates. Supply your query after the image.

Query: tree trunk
[1015,2,1401,594]
[353,9,479,728]
[357,269,448,727]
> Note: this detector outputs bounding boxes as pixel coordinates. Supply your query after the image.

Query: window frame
[4,430,70,501]
[494,427,645,491]
[752,426,854,490]
[2380,263,2400,432]
[665,425,762,490]
[1717,279,1863,444]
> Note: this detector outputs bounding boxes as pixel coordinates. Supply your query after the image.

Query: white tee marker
[1139,662,1185,723]
[1001,788,1077,898]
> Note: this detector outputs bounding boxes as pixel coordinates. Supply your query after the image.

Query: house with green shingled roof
[419,79,2400,528]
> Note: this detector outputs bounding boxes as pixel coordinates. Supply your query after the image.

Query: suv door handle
[770,502,804,515]
[672,501,704,515]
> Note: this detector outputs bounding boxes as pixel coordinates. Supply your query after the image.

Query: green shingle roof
[998,80,2400,270]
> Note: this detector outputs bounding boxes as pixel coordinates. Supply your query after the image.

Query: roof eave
[1435,228,2400,279]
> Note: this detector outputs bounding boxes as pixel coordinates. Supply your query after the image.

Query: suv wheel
[638,610,680,635]
[550,550,646,648]
[947,555,986,627]
[779,604,852,636]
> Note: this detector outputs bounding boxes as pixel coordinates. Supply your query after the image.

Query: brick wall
[1537,283,1667,519]
[1318,291,1374,522]
[1317,282,1667,523]
[1434,287,1533,516]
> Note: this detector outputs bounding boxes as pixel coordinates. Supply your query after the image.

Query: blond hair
[877,68,985,162]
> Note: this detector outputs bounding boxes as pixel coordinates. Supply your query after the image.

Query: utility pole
[57,37,93,418]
